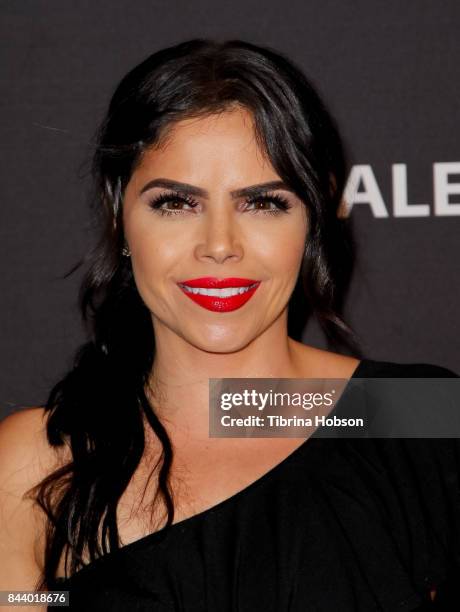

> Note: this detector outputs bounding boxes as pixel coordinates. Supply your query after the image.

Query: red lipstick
[177,277,261,312]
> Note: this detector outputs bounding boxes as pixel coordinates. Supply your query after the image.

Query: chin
[188,326,254,354]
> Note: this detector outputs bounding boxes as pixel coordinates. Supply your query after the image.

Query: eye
[244,193,293,215]
[147,190,293,217]
[148,190,199,216]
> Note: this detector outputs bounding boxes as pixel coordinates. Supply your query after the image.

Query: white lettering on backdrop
[342,162,460,217]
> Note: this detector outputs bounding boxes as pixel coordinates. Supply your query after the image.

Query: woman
[0,38,458,610]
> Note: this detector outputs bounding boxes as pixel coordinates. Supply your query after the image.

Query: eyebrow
[139,178,294,199]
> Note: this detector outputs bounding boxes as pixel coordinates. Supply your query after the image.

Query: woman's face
[122,106,308,352]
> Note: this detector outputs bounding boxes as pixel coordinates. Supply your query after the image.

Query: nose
[194,206,243,264]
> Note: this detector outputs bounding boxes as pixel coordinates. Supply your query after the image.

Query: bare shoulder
[0,407,66,484]
[289,340,361,379]
[1,405,48,447]
[0,407,67,590]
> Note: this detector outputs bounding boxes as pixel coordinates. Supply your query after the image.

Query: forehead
[132,106,274,179]
[156,105,257,148]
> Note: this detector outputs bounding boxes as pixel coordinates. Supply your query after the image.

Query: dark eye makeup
[147,189,293,217]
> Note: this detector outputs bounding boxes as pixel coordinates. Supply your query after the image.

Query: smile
[177,277,261,312]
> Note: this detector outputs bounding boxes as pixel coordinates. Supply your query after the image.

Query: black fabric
[48,358,460,611]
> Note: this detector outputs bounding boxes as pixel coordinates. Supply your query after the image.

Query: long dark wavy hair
[28,38,361,589]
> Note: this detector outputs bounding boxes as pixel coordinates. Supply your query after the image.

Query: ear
[329,173,348,218]
[337,198,349,219]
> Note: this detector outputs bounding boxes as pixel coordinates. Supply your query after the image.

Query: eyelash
[147,190,293,217]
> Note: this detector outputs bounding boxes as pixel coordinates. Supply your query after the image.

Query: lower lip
[178,283,261,312]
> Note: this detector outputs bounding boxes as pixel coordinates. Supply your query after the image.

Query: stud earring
[122,245,131,257]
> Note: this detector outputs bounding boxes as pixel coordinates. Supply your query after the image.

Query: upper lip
[178,277,260,288]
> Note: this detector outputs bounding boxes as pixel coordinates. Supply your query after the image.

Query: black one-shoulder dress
[48,358,460,611]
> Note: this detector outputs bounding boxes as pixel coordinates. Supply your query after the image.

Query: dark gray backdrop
[1,0,459,418]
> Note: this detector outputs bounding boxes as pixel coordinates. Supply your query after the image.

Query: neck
[145,310,305,439]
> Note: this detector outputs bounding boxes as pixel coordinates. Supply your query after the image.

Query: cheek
[127,223,183,296]
[252,218,307,277]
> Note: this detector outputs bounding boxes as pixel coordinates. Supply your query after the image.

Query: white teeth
[181,283,258,297]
